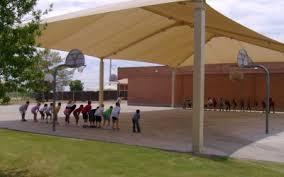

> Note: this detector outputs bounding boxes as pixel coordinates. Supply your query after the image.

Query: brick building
[118,63,284,111]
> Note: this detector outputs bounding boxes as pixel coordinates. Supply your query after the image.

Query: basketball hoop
[229,68,244,81]
[236,48,270,134]
[65,49,85,68]
[237,48,253,67]
[109,74,118,82]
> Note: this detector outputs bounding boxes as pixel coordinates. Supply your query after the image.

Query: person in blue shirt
[132,109,141,133]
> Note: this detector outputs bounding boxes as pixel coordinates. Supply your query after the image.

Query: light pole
[49,49,85,132]
[237,49,270,134]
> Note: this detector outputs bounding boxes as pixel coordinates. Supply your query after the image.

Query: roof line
[101,22,185,58]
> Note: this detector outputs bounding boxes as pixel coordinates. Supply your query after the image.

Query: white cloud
[207,0,284,42]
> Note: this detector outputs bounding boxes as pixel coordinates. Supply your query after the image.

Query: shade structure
[38,0,284,67]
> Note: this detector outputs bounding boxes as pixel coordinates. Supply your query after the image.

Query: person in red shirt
[73,105,84,125]
[82,101,92,124]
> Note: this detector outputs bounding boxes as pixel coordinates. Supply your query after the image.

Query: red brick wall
[118,66,172,106]
[118,64,284,110]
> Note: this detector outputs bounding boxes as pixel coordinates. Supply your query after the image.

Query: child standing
[111,102,121,130]
[103,106,113,128]
[31,103,41,122]
[132,109,141,133]
[19,101,30,121]
[95,104,104,128]
[73,105,84,126]
[39,104,48,120]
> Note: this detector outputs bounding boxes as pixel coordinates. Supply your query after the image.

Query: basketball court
[0,101,283,162]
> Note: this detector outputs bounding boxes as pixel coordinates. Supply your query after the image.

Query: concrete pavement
[0,101,283,163]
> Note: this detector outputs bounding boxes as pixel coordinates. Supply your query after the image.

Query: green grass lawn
[0,129,283,177]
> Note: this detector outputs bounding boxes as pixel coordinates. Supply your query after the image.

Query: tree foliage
[38,49,75,93]
[69,80,84,92]
[0,0,52,99]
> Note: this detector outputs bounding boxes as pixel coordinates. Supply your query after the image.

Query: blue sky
[37,0,284,91]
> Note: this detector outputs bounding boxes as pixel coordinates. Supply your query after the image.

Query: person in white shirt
[94,104,104,128]
[45,103,53,123]
[111,102,121,130]
[39,104,48,120]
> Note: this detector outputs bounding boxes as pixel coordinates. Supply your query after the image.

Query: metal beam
[99,58,104,104]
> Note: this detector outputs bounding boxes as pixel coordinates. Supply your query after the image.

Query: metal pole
[254,65,270,134]
[52,69,57,132]
[192,0,205,154]
[109,59,112,85]
[99,58,104,104]
[171,68,176,107]
[265,69,270,134]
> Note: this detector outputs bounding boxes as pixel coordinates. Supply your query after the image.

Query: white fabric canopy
[38,0,284,67]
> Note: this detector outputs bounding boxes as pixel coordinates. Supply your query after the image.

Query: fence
[32,91,119,102]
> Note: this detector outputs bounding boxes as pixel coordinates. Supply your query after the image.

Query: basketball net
[77,66,85,73]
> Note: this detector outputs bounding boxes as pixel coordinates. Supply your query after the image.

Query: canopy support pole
[192,0,205,154]
[171,68,176,107]
[109,59,112,85]
[99,58,104,104]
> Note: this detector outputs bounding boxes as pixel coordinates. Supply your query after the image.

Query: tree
[40,49,75,91]
[69,80,84,92]
[0,0,52,100]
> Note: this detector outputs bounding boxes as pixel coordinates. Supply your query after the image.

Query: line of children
[20,102,58,123]
[20,100,142,133]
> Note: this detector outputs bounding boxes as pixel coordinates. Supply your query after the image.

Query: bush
[1,96,11,105]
